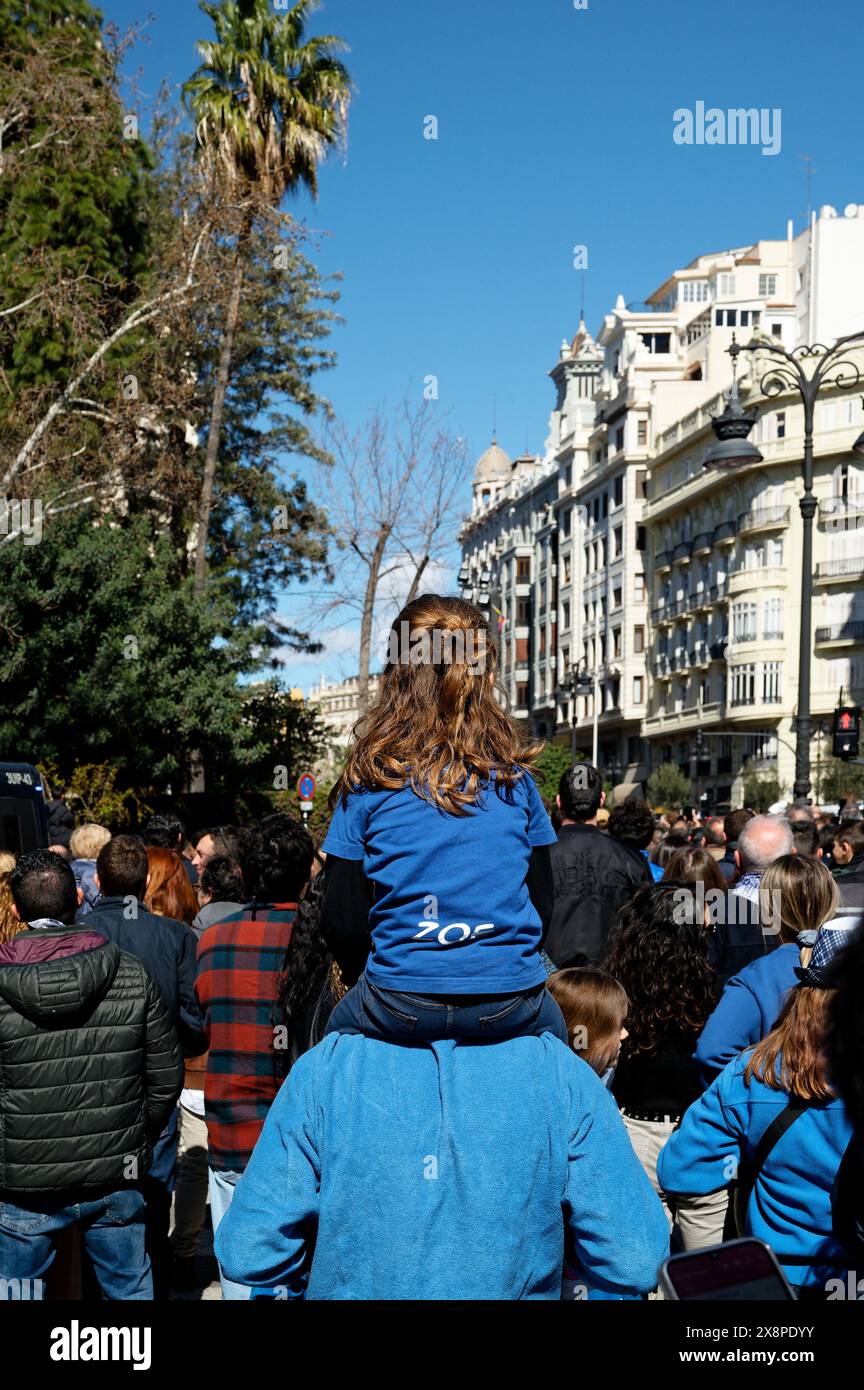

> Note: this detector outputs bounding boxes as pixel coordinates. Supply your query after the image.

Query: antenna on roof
[492,393,497,444]
[803,154,814,223]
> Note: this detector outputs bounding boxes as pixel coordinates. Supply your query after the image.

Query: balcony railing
[713,520,737,545]
[815,558,864,581]
[673,541,692,564]
[708,581,730,602]
[656,550,672,570]
[738,505,790,534]
[730,694,756,707]
[819,494,864,519]
[815,621,864,644]
[693,532,713,555]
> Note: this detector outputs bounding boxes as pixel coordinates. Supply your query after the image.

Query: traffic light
[832,706,861,760]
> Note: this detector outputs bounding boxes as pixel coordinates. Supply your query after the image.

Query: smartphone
[659,1238,796,1301]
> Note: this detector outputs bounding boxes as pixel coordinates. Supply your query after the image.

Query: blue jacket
[657,1053,853,1286]
[70,858,100,916]
[695,944,800,1085]
[215,1033,670,1300]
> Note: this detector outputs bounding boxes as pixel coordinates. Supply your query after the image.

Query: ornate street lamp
[703,341,764,470]
[705,329,864,799]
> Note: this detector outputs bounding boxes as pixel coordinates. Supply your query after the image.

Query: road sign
[296,772,317,801]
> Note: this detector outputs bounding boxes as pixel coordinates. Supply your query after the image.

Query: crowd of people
[1,592,863,1301]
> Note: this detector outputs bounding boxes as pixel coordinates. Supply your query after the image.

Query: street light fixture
[703,341,764,470]
[704,328,864,799]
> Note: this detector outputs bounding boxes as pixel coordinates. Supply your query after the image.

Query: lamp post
[559,663,593,762]
[704,330,864,800]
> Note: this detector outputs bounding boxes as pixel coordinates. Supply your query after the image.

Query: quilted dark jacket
[0,926,183,1195]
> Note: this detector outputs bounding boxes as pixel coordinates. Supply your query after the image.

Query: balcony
[738,505,790,535]
[692,641,710,667]
[713,521,737,547]
[814,558,864,585]
[656,550,672,572]
[654,655,672,679]
[693,532,713,556]
[692,587,712,611]
[819,494,864,521]
[708,581,730,604]
[729,565,787,595]
[673,541,692,566]
[815,621,864,646]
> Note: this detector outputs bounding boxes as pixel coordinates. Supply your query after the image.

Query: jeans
[0,1186,151,1300]
[142,1106,179,1299]
[208,1168,252,1301]
[325,973,569,1044]
[171,1104,209,1261]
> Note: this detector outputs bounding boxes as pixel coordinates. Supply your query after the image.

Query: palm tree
[183,0,350,593]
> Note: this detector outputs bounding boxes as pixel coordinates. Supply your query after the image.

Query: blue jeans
[0,1186,151,1300]
[325,974,569,1044]
[142,1107,179,1299]
[208,1168,252,1301]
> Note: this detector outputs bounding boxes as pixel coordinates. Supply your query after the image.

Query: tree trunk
[193,243,246,595]
[404,553,429,607]
[357,523,391,714]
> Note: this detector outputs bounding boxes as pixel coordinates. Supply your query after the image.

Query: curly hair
[607,798,656,850]
[604,883,717,1057]
[332,595,541,816]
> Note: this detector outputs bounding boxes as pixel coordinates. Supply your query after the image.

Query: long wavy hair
[0,853,24,946]
[144,847,199,925]
[746,970,834,1103]
[760,854,839,946]
[604,883,717,1057]
[332,594,541,815]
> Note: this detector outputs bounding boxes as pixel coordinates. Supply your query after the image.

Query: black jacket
[717,845,738,884]
[545,824,652,967]
[707,888,780,988]
[0,926,183,1195]
[82,897,207,1057]
[833,857,864,918]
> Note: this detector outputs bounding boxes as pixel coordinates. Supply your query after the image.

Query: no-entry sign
[297,772,316,802]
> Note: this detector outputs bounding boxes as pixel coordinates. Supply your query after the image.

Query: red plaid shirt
[195,903,296,1172]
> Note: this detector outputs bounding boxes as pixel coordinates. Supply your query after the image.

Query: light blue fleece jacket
[695,944,800,1085]
[657,1053,853,1286]
[215,1032,669,1300]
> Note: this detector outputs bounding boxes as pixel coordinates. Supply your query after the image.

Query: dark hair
[790,820,821,858]
[242,816,313,902]
[558,763,603,822]
[604,883,716,1057]
[195,824,243,859]
[652,833,690,871]
[275,871,331,1031]
[835,821,864,855]
[607,798,656,850]
[200,855,245,904]
[96,835,148,899]
[661,846,725,892]
[724,807,755,843]
[827,922,864,1140]
[143,813,185,850]
[10,849,79,924]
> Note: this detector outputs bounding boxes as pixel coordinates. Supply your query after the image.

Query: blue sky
[104,0,864,686]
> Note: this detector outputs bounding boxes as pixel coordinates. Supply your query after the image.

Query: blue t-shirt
[322,772,557,993]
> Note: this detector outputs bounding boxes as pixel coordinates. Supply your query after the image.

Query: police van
[0,763,49,855]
